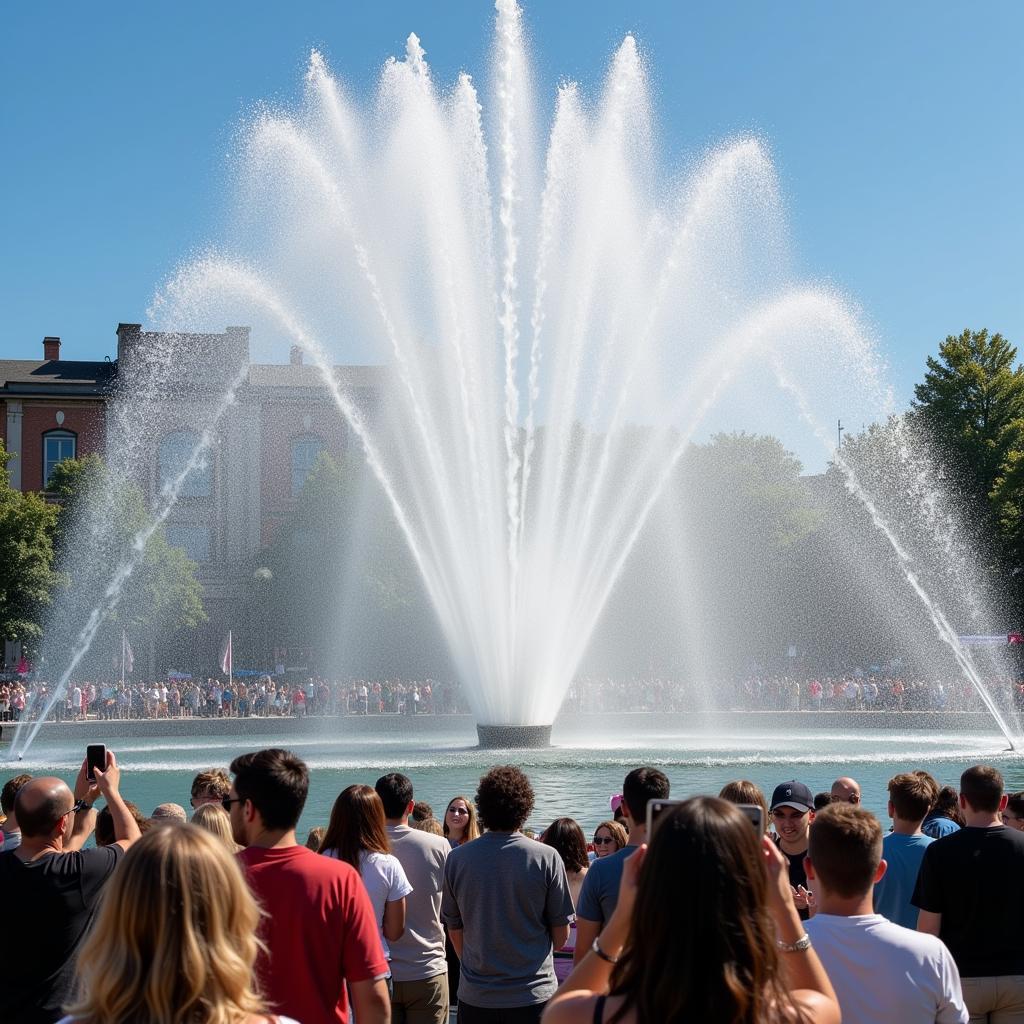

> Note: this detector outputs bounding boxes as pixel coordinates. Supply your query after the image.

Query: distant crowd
[3,747,1024,1023]
[3,672,1023,725]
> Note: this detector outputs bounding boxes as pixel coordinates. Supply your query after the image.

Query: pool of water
[6,717,1023,837]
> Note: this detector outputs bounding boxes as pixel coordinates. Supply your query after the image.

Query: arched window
[159,431,212,498]
[291,435,325,496]
[43,429,77,486]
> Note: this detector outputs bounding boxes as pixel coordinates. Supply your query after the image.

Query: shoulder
[543,991,604,1024]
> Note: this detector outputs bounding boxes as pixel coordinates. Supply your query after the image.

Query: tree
[913,328,1024,497]
[0,440,59,659]
[45,455,206,671]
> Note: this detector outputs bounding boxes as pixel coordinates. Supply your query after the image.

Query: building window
[165,524,212,563]
[291,435,325,496]
[159,431,212,497]
[43,430,76,486]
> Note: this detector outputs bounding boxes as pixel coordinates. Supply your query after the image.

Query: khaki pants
[962,976,1024,1024]
[390,973,449,1024]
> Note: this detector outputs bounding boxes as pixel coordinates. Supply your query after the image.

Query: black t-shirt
[773,834,810,920]
[0,844,123,1024]
[912,824,1024,976]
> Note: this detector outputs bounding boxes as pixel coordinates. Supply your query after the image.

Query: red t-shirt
[239,845,387,1024]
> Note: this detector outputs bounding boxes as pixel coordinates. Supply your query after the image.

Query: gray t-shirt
[386,823,450,982]
[441,831,574,1008]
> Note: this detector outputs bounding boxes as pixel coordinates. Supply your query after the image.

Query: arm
[383,896,406,942]
[448,926,464,959]
[348,977,391,1024]
[94,752,142,851]
[572,918,601,967]
[917,909,942,936]
[550,923,571,951]
[66,756,100,851]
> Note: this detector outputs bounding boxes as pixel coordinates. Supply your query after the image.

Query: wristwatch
[71,799,94,813]
[777,932,812,953]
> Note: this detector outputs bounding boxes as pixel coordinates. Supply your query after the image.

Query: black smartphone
[737,803,765,834]
[646,798,685,837]
[86,744,107,783]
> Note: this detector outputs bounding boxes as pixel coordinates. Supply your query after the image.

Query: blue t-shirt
[922,816,960,840]
[874,831,933,929]
[576,844,637,924]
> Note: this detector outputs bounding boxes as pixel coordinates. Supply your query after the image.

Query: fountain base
[476,724,552,749]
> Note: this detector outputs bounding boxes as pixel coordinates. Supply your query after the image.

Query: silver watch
[777,932,812,952]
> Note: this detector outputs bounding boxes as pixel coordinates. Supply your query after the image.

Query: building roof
[0,359,116,398]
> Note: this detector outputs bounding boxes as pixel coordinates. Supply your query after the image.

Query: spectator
[574,767,670,965]
[413,817,445,836]
[95,800,149,847]
[306,825,327,850]
[873,772,935,929]
[914,765,1024,1022]
[376,771,451,1024]
[190,767,232,809]
[443,795,480,847]
[922,784,965,839]
[804,803,967,1024]
[543,798,839,1024]
[0,752,141,1024]
[1002,791,1024,831]
[542,818,590,983]
[190,801,241,852]
[719,779,770,832]
[814,791,833,812]
[769,780,816,920]
[591,820,627,858]
[151,802,188,824]
[443,766,573,1023]
[59,824,300,1024]
[411,800,435,825]
[1,772,32,851]
[830,776,862,805]
[228,748,389,1024]
[320,784,412,986]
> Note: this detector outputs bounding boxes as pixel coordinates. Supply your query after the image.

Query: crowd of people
[3,747,1023,1024]
[4,671,1023,724]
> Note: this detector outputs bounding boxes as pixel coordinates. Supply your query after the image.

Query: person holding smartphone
[543,798,839,1024]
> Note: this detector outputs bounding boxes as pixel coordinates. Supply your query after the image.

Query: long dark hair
[542,817,589,873]
[319,784,390,869]
[608,797,796,1024]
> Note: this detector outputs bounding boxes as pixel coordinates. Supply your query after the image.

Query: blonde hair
[190,802,242,853]
[66,824,266,1024]
[443,794,481,844]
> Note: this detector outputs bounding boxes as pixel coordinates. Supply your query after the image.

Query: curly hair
[475,765,534,832]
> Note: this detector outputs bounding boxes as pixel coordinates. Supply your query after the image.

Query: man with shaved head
[0,749,140,1024]
[831,777,862,805]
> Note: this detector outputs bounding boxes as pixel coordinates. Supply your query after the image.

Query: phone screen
[645,798,684,837]
[737,803,765,833]
[86,744,107,782]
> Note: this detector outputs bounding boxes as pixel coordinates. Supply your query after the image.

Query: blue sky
[2,1,1022,408]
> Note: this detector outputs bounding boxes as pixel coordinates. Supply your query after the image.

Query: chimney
[43,336,61,361]
[289,344,304,366]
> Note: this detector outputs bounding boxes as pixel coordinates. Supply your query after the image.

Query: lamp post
[253,567,273,670]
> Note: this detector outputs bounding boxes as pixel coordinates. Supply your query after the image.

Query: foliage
[0,440,59,658]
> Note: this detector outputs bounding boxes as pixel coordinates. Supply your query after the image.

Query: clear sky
[2,1,1022,410]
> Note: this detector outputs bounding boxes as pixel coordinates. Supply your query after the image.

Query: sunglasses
[221,796,244,811]
[593,836,617,845]
[448,807,469,815]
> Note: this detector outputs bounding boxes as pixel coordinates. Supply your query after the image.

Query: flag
[122,630,134,674]
[220,631,233,676]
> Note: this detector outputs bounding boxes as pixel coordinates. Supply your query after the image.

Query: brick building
[2,325,382,674]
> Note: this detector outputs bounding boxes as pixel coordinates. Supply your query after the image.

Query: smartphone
[646,798,685,837]
[737,803,765,834]
[86,744,107,783]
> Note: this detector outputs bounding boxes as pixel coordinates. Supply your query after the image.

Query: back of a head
[321,784,389,867]
[191,802,239,851]
[67,824,264,1023]
[542,817,589,873]
[1006,791,1024,818]
[612,797,789,1023]
[1,773,32,816]
[411,800,434,823]
[190,768,231,803]
[807,804,882,898]
[622,767,670,824]
[719,780,769,830]
[888,772,936,823]
[151,803,188,824]
[96,801,149,848]
[961,764,1003,814]
[412,817,444,836]
[14,777,70,839]
[375,772,414,819]
[476,765,534,832]
[229,748,308,831]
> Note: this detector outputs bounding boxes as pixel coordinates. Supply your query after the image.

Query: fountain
[11,0,1022,758]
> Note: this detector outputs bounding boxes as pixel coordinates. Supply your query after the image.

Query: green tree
[46,455,205,670]
[0,440,60,659]
[913,328,1024,496]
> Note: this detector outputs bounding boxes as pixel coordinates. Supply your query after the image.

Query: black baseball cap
[770,780,814,812]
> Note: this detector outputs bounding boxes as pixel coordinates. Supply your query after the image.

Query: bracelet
[777,932,812,953]
[591,937,620,964]
[71,799,94,813]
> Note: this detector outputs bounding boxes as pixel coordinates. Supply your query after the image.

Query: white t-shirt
[322,849,413,963]
[806,913,967,1024]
